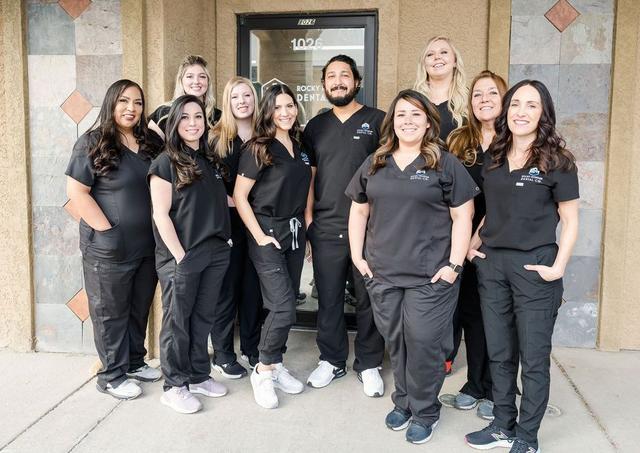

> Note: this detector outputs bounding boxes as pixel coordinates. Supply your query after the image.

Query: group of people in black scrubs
[66,35,579,452]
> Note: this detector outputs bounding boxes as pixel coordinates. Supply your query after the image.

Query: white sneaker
[251,367,278,409]
[273,363,304,394]
[189,378,228,397]
[127,364,162,382]
[98,378,142,400]
[306,360,347,388]
[160,386,202,414]
[358,367,384,397]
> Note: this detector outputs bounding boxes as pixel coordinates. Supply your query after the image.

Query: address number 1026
[291,38,323,50]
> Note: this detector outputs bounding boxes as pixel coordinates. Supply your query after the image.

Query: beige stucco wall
[0,0,34,350]
[598,0,640,351]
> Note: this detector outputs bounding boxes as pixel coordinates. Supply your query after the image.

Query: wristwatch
[448,262,463,273]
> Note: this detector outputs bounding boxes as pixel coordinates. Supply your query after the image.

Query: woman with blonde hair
[148,55,221,139]
[209,76,263,378]
[414,36,468,141]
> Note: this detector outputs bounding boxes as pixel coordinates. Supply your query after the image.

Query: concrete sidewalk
[1,331,637,453]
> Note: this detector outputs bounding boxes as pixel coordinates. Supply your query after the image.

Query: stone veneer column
[0,0,34,351]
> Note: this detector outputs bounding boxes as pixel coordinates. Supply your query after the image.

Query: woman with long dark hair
[66,79,163,400]
[149,95,231,414]
[233,83,311,409]
[209,76,263,378]
[446,70,507,419]
[347,89,478,444]
[464,80,579,453]
[148,55,221,139]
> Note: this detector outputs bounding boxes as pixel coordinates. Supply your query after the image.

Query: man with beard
[303,55,386,397]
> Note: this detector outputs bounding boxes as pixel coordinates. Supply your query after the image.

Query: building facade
[1,0,639,353]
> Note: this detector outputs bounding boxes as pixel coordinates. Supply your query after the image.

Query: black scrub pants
[248,216,305,366]
[210,211,262,365]
[476,244,562,446]
[366,278,459,426]
[309,228,384,371]
[82,255,157,390]
[157,238,230,390]
[454,262,493,400]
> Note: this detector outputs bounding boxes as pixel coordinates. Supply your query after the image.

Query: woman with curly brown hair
[149,95,231,414]
[346,89,478,444]
[464,80,579,453]
[66,79,164,400]
[233,83,311,409]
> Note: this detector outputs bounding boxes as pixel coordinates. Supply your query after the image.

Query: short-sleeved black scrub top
[345,151,480,287]
[237,139,312,219]
[148,148,230,260]
[479,154,579,251]
[219,136,244,197]
[148,104,222,133]
[302,106,385,234]
[435,101,458,142]
[65,129,163,262]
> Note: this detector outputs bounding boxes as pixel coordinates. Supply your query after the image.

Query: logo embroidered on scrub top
[518,166,543,185]
[529,167,540,176]
[300,152,311,165]
[410,169,430,181]
[355,122,374,136]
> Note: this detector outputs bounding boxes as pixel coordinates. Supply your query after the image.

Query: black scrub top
[302,106,385,234]
[345,151,480,287]
[148,104,222,133]
[479,153,579,251]
[237,139,311,219]
[436,101,458,142]
[148,148,230,260]
[220,136,244,197]
[464,146,486,232]
[65,129,163,262]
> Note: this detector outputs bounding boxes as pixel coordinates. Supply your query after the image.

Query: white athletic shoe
[358,367,384,397]
[306,360,347,388]
[189,378,228,397]
[98,378,142,400]
[160,386,202,414]
[127,364,162,382]
[273,363,304,394]
[250,367,278,409]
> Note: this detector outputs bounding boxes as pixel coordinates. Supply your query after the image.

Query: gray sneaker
[477,399,495,420]
[127,364,162,382]
[454,392,479,410]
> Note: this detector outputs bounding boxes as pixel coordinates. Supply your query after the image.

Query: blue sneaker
[385,407,411,431]
[509,438,540,453]
[405,420,438,444]
[466,422,514,449]
[454,392,479,410]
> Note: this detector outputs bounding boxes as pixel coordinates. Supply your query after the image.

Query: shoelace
[176,387,192,400]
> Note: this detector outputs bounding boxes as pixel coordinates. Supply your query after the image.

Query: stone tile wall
[27,0,122,352]
[510,0,614,347]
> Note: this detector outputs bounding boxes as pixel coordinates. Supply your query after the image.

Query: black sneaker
[405,420,438,444]
[509,438,540,453]
[465,423,514,449]
[213,360,248,379]
[385,407,411,431]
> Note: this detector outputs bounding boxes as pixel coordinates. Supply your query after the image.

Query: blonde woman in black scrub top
[347,89,478,445]
[66,79,163,400]
[464,80,579,453]
[414,35,469,142]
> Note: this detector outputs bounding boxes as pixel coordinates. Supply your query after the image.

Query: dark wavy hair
[246,83,301,167]
[164,95,221,189]
[321,54,362,92]
[370,89,442,174]
[88,79,159,175]
[489,79,575,173]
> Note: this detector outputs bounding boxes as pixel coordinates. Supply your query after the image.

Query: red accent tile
[61,90,92,124]
[67,289,90,322]
[58,0,91,19]
[545,0,581,32]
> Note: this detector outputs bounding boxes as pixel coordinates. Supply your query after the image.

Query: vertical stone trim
[0,1,35,351]
[488,0,511,82]
[598,0,640,351]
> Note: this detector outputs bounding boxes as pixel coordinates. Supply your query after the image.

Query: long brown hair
[489,79,575,173]
[163,95,221,189]
[88,79,159,175]
[447,70,507,166]
[370,89,442,174]
[246,83,301,168]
